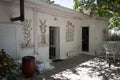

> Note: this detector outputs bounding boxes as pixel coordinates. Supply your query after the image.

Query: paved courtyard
[23,54,120,80]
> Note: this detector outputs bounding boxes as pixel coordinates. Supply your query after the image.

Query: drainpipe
[11,0,24,22]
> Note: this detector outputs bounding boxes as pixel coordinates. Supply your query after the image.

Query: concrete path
[35,54,95,80]
[22,54,120,80]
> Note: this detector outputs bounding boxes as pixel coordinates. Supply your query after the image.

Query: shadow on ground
[25,54,120,80]
[50,58,120,80]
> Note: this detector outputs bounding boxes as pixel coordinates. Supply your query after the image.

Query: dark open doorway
[49,27,60,59]
[82,27,89,52]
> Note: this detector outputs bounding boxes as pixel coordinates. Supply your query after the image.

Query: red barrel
[22,56,35,78]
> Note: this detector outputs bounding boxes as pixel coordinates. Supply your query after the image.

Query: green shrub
[107,34,120,41]
[0,49,21,80]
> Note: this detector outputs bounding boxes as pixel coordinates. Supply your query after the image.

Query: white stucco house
[0,0,108,62]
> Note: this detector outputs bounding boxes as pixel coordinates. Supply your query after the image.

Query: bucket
[22,56,35,78]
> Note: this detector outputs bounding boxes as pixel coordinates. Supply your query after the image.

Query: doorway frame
[49,26,60,59]
[82,26,89,52]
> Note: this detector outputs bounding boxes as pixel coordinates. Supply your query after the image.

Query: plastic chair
[103,43,116,62]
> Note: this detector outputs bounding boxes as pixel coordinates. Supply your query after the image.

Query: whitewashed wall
[36,12,83,60]
[0,2,108,61]
[0,4,17,58]
[79,17,108,55]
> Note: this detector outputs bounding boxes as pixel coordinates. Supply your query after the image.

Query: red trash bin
[22,56,35,78]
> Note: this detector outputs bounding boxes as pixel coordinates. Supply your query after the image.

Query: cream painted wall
[0,2,108,61]
[11,6,35,59]
[79,17,108,55]
[0,4,11,22]
[37,12,82,60]
[0,24,17,58]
